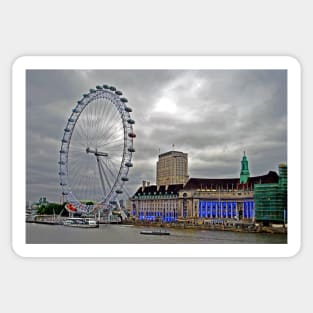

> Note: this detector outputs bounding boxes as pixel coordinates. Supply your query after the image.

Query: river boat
[63,218,99,228]
[140,230,170,236]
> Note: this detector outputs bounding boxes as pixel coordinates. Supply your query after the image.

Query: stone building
[131,183,183,222]
[179,171,278,221]
[131,152,282,223]
[156,150,188,186]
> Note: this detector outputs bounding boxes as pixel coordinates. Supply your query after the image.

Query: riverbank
[127,221,287,234]
[26,216,287,234]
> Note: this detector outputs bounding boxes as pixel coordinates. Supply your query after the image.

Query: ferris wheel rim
[58,85,135,214]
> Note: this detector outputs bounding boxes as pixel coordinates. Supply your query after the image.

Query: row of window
[199,201,254,209]
[198,201,255,219]
[200,201,237,210]
[137,211,178,217]
[137,203,178,209]
[135,210,178,222]
[134,195,178,199]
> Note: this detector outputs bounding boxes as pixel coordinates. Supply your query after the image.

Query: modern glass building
[254,164,287,225]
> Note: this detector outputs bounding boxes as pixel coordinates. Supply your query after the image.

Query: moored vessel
[140,230,170,236]
[63,218,99,228]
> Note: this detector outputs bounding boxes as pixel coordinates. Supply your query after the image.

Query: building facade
[131,184,183,222]
[180,172,278,222]
[156,151,188,186]
[131,152,284,224]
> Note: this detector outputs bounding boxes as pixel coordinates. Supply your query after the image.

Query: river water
[26,223,287,244]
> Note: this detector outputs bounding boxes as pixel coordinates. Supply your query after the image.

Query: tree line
[36,203,69,216]
[36,201,95,216]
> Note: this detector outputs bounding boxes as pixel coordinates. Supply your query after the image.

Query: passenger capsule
[125,162,133,167]
[61,139,68,143]
[72,108,80,113]
[109,86,116,91]
[60,150,66,154]
[90,88,96,93]
[128,147,135,153]
[62,191,69,195]
[115,90,122,96]
[77,100,83,105]
[58,161,65,165]
[68,118,75,123]
[121,177,129,181]
[103,84,109,89]
[59,172,65,176]
[96,85,103,89]
[64,128,71,132]
[128,132,136,138]
[115,189,123,194]
[124,106,132,112]
[109,200,117,205]
[60,182,67,186]
[120,97,128,103]
[127,118,135,124]
[83,93,89,97]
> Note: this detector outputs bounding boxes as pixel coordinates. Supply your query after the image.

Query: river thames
[26,223,287,244]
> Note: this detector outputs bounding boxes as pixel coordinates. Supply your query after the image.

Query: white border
[12,56,301,258]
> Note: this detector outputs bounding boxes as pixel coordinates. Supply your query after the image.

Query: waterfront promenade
[130,220,287,234]
[27,214,287,235]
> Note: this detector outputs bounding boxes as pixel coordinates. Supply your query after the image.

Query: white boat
[63,218,99,228]
[140,228,170,236]
[140,230,170,236]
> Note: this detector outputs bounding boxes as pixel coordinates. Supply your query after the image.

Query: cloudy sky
[26,69,287,203]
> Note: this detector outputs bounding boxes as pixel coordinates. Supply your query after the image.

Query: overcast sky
[26,69,287,203]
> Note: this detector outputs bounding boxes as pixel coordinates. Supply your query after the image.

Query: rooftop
[158,150,187,158]
[134,183,184,196]
[132,171,279,196]
[183,171,279,190]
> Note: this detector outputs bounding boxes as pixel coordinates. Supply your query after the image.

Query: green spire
[240,151,250,183]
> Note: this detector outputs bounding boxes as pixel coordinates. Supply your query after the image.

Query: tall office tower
[156,151,189,186]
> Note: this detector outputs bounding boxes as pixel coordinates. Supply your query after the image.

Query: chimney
[142,180,146,191]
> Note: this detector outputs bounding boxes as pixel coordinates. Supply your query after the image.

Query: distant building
[38,197,48,205]
[156,150,188,186]
[26,201,32,216]
[131,152,284,223]
[26,197,49,216]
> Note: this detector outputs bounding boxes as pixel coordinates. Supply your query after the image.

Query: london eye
[58,85,135,214]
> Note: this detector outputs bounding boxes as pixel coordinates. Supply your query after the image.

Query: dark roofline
[183,171,279,190]
[158,150,187,158]
[133,183,184,197]
[132,171,279,196]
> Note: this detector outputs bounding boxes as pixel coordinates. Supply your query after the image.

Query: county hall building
[130,150,284,223]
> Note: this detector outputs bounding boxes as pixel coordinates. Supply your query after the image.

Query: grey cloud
[26,69,287,203]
